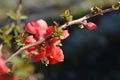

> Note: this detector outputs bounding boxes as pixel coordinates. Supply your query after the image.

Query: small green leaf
[66,15,73,21]
[12,57,24,68]
[11,23,16,28]
[0,24,10,34]
[7,10,17,20]
[65,10,70,15]
[15,69,28,78]
[91,6,103,15]
[20,15,28,20]
[60,9,73,22]
[15,33,28,47]
[22,53,28,59]
[0,29,2,33]
[60,36,64,39]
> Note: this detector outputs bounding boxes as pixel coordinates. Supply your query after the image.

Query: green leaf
[12,57,24,68]
[7,10,17,20]
[20,15,28,20]
[15,69,28,78]
[15,33,28,47]
[0,24,10,34]
[15,39,24,46]
[22,53,28,59]
[1,35,13,47]
[60,36,64,39]
[91,6,103,15]
[66,15,73,21]
[60,9,73,22]
[0,29,2,33]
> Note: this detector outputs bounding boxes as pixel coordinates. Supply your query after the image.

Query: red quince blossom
[46,45,64,64]
[25,19,49,39]
[83,22,97,30]
[25,19,69,65]
[0,55,8,75]
[0,55,18,80]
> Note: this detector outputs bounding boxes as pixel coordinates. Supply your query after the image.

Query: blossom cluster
[25,19,69,65]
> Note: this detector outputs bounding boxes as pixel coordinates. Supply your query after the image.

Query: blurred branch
[16,0,23,27]
[5,3,120,63]
[5,27,13,35]
[0,44,3,55]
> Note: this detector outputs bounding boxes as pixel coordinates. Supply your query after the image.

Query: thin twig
[59,7,115,29]
[0,44,3,55]
[16,0,23,27]
[4,0,23,35]
[16,0,24,33]
[5,4,120,63]
[5,38,45,63]
[6,27,13,35]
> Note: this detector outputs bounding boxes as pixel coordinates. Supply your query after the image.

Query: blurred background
[0,0,120,80]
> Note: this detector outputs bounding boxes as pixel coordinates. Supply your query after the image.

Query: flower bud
[84,22,97,30]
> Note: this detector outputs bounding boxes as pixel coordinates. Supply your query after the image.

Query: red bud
[84,22,97,30]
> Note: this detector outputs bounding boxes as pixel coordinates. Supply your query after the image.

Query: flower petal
[47,46,64,64]
[0,56,8,74]
[35,30,46,40]
[36,19,48,29]
[25,22,37,34]
[62,30,69,39]
[46,26,54,36]
[29,48,46,62]
[25,36,36,43]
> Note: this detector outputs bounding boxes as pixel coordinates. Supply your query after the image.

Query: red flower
[0,56,8,75]
[83,22,97,30]
[0,55,18,80]
[46,26,54,36]
[29,48,46,62]
[25,19,48,39]
[25,19,69,65]
[46,45,64,64]
[25,22,37,34]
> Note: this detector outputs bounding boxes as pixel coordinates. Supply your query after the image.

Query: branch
[16,0,24,33]
[5,38,45,63]
[5,4,120,63]
[16,0,23,27]
[0,44,3,55]
[59,7,116,29]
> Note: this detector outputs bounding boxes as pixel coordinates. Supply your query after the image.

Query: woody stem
[5,4,120,63]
